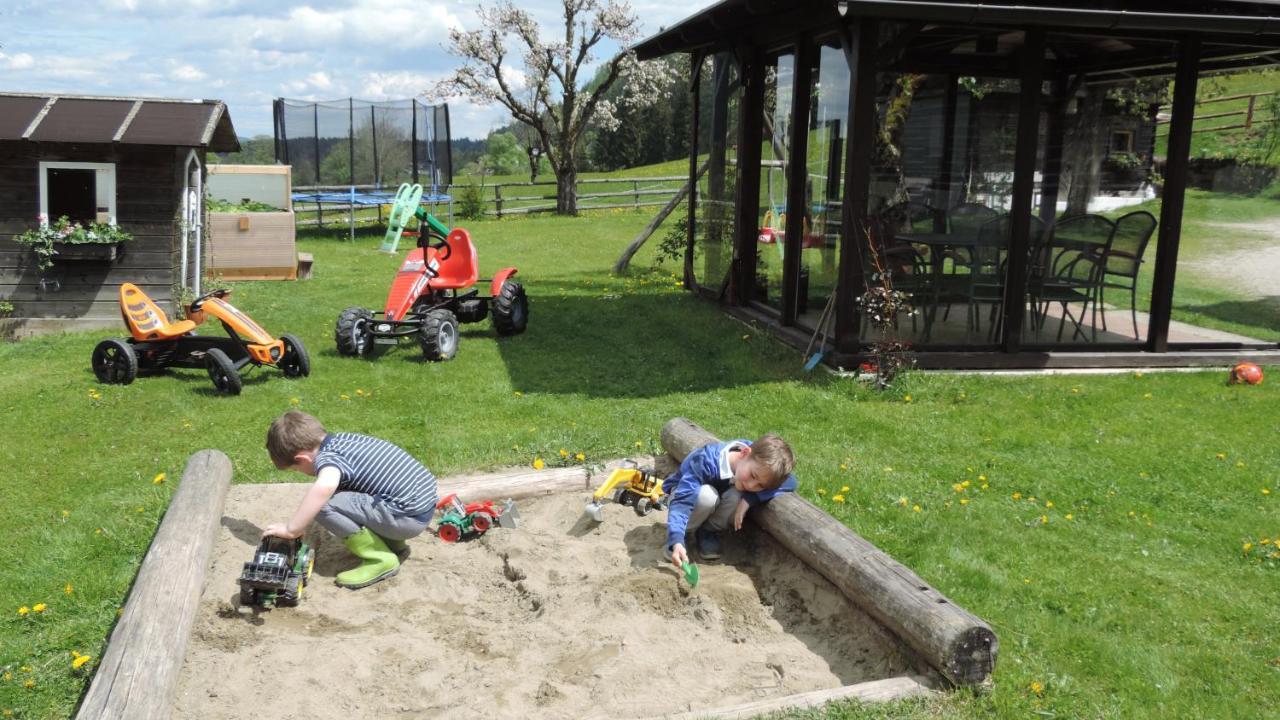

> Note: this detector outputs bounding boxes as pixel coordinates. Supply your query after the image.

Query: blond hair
[266,411,327,469]
[752,433,795,488]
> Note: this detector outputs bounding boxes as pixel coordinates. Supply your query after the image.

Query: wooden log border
[660,417,998,687]
[76,450,233,720]
[81,450,942,719]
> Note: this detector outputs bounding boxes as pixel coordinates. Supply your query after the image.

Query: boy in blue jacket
[664,433,797,567]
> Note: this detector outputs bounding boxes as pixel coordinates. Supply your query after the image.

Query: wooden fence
[1156,90,1278,137]
[290,176,688,227]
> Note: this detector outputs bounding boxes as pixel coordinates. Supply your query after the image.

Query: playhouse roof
[0,92,239,152]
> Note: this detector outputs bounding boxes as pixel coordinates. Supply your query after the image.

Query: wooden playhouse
[0,92,239,337]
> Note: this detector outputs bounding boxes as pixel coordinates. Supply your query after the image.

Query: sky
[0,0,718,140]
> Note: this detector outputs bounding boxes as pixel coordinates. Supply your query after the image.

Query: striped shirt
[315,433,438,517]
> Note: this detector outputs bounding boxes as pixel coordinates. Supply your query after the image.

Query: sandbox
[173,486,923,719]
[75,420,995,719]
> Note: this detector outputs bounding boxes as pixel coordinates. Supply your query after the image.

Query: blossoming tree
[434,0,665,215]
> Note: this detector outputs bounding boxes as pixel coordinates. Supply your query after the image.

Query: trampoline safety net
[273,98,452,193]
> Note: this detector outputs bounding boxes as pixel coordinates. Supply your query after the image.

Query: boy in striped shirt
[263,411,438,589]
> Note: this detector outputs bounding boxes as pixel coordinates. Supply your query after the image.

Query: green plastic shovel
[682,561,700,588]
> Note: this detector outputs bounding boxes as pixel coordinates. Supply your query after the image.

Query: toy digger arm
[591,467,645,502]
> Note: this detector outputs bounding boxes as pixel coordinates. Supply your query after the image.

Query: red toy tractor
[434,493,520,543]
[335,207,528,361]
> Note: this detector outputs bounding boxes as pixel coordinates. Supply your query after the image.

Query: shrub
[457,184,488,220]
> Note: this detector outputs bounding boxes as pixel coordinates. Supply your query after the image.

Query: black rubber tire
[279,577,301,607]
[91,339,138,385]
[491,280,529,336]
[613,488,630,505]
[239,587,255,607]
[335,307,374,357]
[635,497,653,517]
[279,333,311,378]
[205,348,243,395]
[418,309,459,361]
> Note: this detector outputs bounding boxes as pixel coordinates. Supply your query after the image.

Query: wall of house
[0,142,186,334]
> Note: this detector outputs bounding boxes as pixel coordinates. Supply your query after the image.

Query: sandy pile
[174,484,920,719]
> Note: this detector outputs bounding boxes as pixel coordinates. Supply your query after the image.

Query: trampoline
[273,98,453,238]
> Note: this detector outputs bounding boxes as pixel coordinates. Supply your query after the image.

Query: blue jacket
[662,439,798,549]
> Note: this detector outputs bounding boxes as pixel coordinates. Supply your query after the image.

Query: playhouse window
[1110,129,1134,154]
[38,161,117,226]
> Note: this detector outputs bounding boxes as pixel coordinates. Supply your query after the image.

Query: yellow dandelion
[60,509,70,519]
[978,474,987,482]
[635,440,643,448]
[1029,680,1044,695]
[1065,513,1074,521]
[1263,488,1271,495]
[840,485,850,493]
[912,505,921,513]
[1040,515,1049,524]
[575,452,585,461]
[953,483,964,493]
[1244,542,1254,553]
[897,497,908,506]
[559,449,568,457]
[17,606,29,616]
[72,655,91,669]
[1,671,9,681]
[981,483,989,490]
[152,472,166,484]
[1071,387,1080,394]
[1128,510,1136,517]
[1023,578,1032,584]
[33,603,46,613]
[833,494,846,503]
[289,397,300,405]
[883,466,893,473]
[1142,392,1152,399]
[64,583,73,595]
[532,458,545,470]
[1012,492,1022,500]
[23,679,34,688]
[904,394,913,403]
[959,498,969,506]
[961,480,971,489]
[355,388,365,396]
[1045,500,1054,508]
[1028,496,1037,503]
[514,391,523,397]
[839,464,847,471]
[1134,371,1144,378]
[136,506,144,513]
[817,488,827,495]
[741,334,750,341]
[1216,452,1226,460]
[1139,471,1149,478]
[340,394,350,401]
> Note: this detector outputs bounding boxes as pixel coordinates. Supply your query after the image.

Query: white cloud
[169,63,207,82]
[0,52,35,70]
[250,0,464,52]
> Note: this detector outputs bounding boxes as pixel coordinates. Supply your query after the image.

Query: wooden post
[734,47,766,306]
[1000,29,1045,353]
[75,450,233,720]
[634,180,640,208]
[835,19,878,353]
[783,39,815,326]
[495,184,504,218]
[660,418,998,687]
[614,160,711,274]
[1148,37,1201,353]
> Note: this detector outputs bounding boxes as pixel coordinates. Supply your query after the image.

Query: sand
[174,484,921,719]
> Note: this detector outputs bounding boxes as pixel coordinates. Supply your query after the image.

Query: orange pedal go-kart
[335,200,528,362]
[91,283,309,395]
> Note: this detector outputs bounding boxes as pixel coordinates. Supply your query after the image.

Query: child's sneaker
[697,529,722,560]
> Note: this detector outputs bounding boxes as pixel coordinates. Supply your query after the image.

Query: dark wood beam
[782,39,815,325]
[1147,37,1201,353]
[1000,29,1045,354]
[735,48,766,306]
[835,19,878,353]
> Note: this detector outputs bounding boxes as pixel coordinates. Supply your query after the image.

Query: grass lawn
[2,208,1279,719]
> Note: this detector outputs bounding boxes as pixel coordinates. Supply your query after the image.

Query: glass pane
[692,52,741,291]
[1165,68,1280,346]
[797,41,849,333]
[756,51,795,310]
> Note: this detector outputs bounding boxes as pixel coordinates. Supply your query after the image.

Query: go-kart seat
[429,228,479,289]
[119,282,196,341]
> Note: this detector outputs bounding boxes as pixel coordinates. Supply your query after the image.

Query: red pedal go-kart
[335,202,528,361]
[91,283,309,395]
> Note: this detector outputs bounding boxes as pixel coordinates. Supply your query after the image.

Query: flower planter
[51,242,123,263]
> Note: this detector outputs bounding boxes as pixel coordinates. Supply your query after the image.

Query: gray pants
[686,485,742,536]
[316,492,433,541]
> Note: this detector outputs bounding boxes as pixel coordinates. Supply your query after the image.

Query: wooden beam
[660,418,998,687]
[1148,37,1201,353]
[735,47,766,306]
[653,674,936,719]
[1000,29,1045,354]
[835,19,878,353]
[439,457,653,503]
[782,38,815,325]
[75,450,232,720]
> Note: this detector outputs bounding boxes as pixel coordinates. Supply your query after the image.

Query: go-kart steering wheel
[419,229,452,261]
[190,287,230,312]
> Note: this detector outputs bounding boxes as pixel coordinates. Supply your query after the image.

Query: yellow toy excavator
[584,461,666,523]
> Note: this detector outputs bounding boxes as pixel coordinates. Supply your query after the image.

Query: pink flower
[36,213,48,224]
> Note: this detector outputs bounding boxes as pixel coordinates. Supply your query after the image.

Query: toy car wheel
[418,309,459,361]
[239,587,255,607]
[279,577,302,607]
[335,307,374,357]
[613,488,630,505]
[492,280,529,336]
[91,339,138,385]
[437,522,462,543]
[471,513,493,532]
[279,334,311,378]
[205,348,243,395]
[635,497,653,517]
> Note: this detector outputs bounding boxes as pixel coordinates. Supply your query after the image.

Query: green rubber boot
[336,528,400,589]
